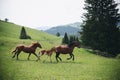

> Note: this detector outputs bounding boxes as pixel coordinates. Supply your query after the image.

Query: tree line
[62,32,79,44]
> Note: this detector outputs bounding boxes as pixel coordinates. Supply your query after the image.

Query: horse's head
[68,41,81,48]
[33,42,42,48]
[37,42,42,48]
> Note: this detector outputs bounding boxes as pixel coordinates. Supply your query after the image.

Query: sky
[0,0,120,30]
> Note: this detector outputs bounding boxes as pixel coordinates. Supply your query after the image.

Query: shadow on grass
[42,61,82,64]
[12,59,38,62]
[59,61,82,64]
[11,59,82,64]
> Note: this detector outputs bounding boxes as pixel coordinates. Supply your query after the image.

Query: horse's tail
[12,47,18,54]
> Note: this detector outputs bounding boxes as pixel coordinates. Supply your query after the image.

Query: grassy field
[0,21,120,80]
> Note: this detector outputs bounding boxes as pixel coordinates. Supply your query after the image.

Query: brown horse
[38,48,54,62]
[12,42,42,60]
[52,41,80,62]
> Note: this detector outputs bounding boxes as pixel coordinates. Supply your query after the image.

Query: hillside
[0,20,120,80]
[44,22,81,36]
[0,20,60,40]
[0,20,61,48]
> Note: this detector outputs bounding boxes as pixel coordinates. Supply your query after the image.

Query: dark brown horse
[12,42,42,60]
[52,41,80,62]
[38,48,55,62]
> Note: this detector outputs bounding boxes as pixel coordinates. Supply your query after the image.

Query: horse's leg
[50,55,52,63]
[38,52,42,57]
[48,52,52,63]
[33,53,40,61]
[27,53,31,60]
[56,52,62,62]
[12,51,17,58]
[55,52,59,62]
[58,56,62,61]
[36,52,42,61]
[45,55,52,63]
[72,54,74,61]
[43,55,50,63]
[16,51,21,60]
[67,53,73,60]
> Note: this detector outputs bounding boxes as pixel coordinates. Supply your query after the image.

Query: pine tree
[69,35,74,44]
[75,36,79,42]
[56,32,60,37]
[62,32,69,44]
[5,18,8,22]
[19,27,31,39]
[81,0,120,55]
[69,35,79,43]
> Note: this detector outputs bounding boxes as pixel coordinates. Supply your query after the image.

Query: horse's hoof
[67,58,71,60]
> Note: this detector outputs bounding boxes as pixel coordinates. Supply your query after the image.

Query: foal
[38,48,55,62]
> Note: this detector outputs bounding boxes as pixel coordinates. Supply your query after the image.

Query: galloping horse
[12,42,42,60]
[38,48,55,62]
[52,41,80,62]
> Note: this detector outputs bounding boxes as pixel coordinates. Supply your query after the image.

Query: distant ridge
[44,22,81,36]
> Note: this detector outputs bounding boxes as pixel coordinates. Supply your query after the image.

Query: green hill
[0,20,120,80]
[0,20,61,49]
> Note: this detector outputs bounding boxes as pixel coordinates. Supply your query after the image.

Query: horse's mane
[29,42,38,47]
[68,41,75,47]
[68,41,79,47]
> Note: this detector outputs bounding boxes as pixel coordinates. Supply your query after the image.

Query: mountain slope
[45,22,81,36]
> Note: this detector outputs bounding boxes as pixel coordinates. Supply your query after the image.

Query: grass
[0,21,120,80]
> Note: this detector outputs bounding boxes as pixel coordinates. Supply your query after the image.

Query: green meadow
[0,21,120,80]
